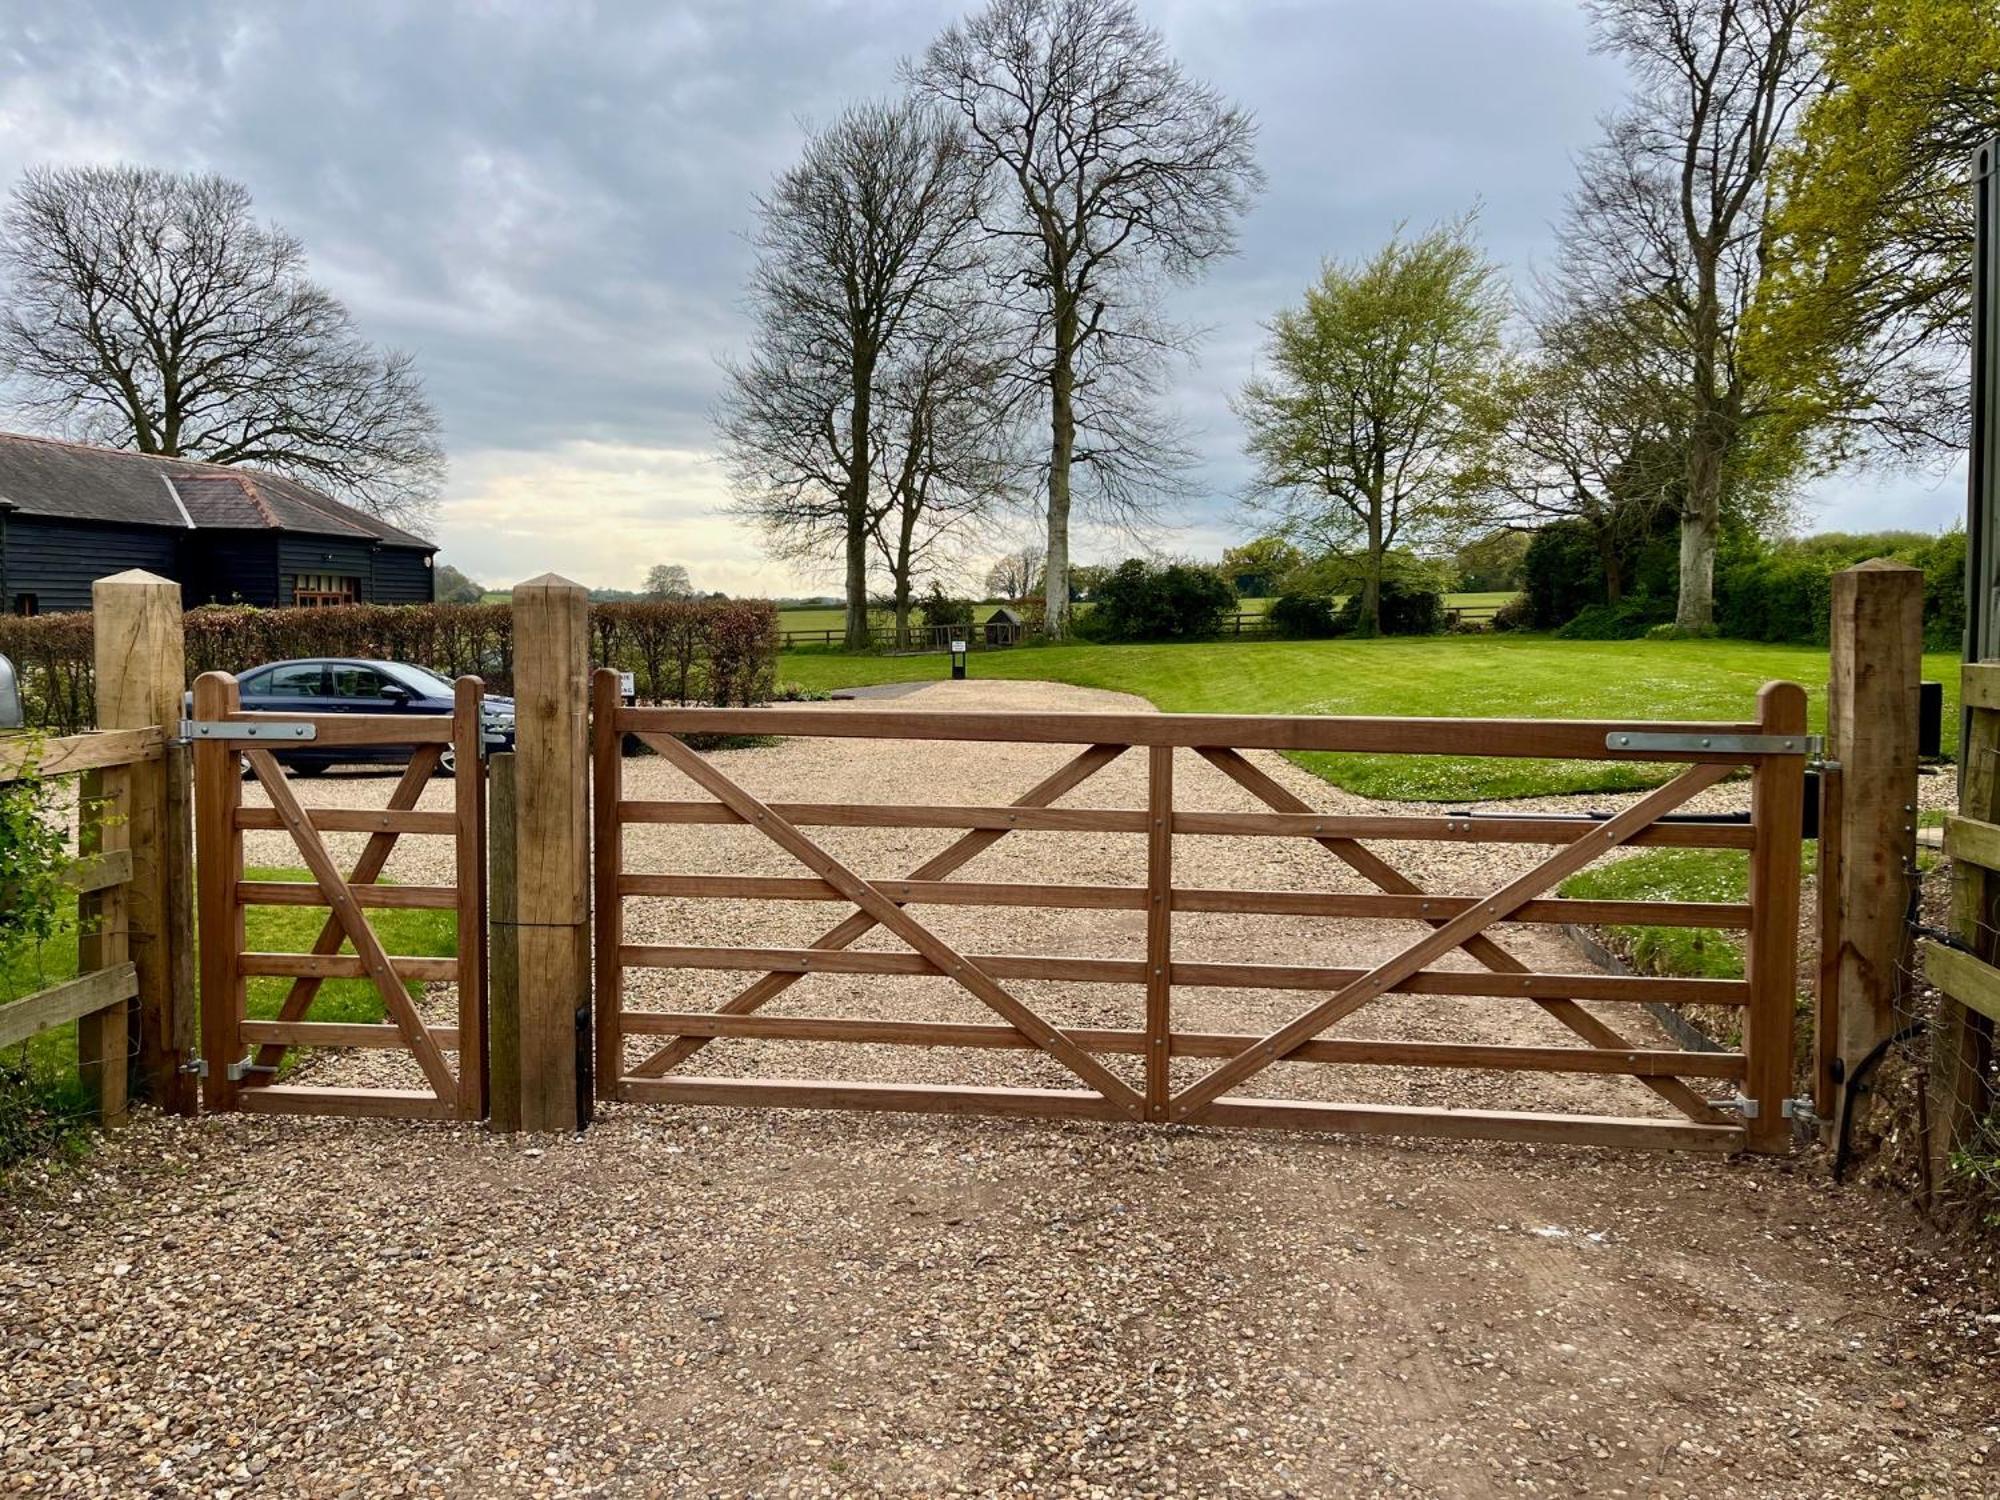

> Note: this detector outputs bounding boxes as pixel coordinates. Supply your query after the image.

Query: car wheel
[437,748,457,777]
[291,761,327,779]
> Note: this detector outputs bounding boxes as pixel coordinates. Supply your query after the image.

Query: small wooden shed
[984,606,1024,646]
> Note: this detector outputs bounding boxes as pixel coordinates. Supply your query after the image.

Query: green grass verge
[0,867,456,1167]
[1558,849,1758,981]
[778,633,1961,800]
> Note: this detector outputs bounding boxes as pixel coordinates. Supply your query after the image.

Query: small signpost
[950,639,968,681]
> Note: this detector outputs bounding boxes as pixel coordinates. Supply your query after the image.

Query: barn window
[293,573,360,608]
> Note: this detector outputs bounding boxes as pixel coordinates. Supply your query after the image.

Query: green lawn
[1,868,456,1164]
[1558,849,1759,982]
[777,633,1960,800]
[776,592,1516,634]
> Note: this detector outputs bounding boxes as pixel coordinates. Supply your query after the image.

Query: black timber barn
[0,432,435,614]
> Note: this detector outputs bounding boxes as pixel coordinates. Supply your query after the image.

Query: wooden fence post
[1746,680,1808,1153]
[488,574,590,1132]
[92,569,196,1113]
[1826,559,1922,1140]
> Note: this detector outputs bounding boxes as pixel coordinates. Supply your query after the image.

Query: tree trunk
[1361,498,1385,636]
[891,509,917,650]
[1043,301,1078,640]
[1595,527,1624,605]
[844,351,876,651]
[1676,419,1725,631]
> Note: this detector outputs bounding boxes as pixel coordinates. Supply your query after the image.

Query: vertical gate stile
[453,677,488,1120]
[1145,744,1173,1120]
[193,671,244,1111]
[592,668,625,1102]
[1745,681,1809,1153]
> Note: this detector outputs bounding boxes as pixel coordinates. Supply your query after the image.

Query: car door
[251,661,328,710]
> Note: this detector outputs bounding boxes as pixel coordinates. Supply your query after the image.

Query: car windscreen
[383,663,458,698]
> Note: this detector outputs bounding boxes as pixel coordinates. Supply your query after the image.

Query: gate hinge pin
[180,1053,209,1078]
[1713,1093,1760,1119]
[1781,1096,1818,1125]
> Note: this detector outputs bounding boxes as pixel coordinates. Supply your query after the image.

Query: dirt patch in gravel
[3,678,1996,1497]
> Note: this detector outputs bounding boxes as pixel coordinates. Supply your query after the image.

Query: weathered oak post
[1746,680,1808,1153]
[489,573,591,1132]
[1825,559,1922,1140]
[90,569,196,1115]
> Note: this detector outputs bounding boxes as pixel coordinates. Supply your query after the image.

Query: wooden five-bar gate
[590,673,1809,1154]
[191,670,488,1120]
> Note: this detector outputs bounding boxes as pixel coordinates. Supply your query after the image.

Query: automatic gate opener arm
[1170,759,1736,1120]
[633,731,1145,1115]
[627,742,1128,1079]
[241,748,458,1101]
[1197,749,1731,1126]
[246,745,445,1077]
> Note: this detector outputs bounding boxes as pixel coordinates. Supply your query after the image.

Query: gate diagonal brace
[241,747,458,1101]
[1173,755,1737,1121]
[631,731,1145,1115]
[1196,749,1731,1125]
[625,741,1128,1079]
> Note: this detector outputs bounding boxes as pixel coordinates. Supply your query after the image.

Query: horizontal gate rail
[617,799,1758,848]
[617,705,1785,761]
[595,674,1808,1154]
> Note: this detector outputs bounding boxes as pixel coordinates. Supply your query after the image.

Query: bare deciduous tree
[0,164,444,532]
[911,0,1262,636]
[717,99,984,648]
[644,563,694,600]
[1568,0,1819,630]
[985,543,1043,603]
[871,307,1025,646]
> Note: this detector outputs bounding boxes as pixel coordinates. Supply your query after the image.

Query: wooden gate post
[1746,681,1809,1153]
[91,570,196,1114]
[489,574,590,1132]
[1825,559,1922,1139]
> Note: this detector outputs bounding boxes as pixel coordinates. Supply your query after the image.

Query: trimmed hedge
[0,599,779,734]
[1716,530,1965,649]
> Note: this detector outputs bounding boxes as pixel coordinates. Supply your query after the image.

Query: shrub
[1714,528,1966,647]
[1490,595,1533,632]
[1555,599,1671,640]
[1333,578,1444,636]
[1266,591,1344,639]
[918,582,974,631]
[1521,521,1610,628]
[0,598,779,734]
[1087,559,1237,641]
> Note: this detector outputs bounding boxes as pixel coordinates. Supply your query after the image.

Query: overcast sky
[0,0,1969,595]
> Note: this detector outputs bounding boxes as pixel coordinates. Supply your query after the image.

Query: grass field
[777,633,1960,800]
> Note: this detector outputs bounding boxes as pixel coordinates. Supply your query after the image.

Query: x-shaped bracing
[1167,754,1736,1120]
[242,747,458,1101]
[629,733,1145,1114]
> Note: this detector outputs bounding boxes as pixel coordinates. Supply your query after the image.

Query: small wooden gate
[594,673,1808,1154]
[191,671,488,1120]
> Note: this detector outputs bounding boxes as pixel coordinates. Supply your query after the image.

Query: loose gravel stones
[3,679,1993,1497]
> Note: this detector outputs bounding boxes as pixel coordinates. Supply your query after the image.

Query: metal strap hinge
[225,1058,279,1081]
[1714,1093,1760,1119]
[1605,731,1821,757]
[181,719,318,743]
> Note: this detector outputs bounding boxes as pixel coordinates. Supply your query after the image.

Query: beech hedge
[0,598,779,734]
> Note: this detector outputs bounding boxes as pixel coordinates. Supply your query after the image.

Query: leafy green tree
[1235,218,1507,635]
[1451,531,1530,593]
[433,562,484,605]
[1219,537,1303,597]
[1755,0,2000,461]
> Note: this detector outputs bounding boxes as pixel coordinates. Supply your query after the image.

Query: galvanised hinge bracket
[1605,731,1820,757]
[181,719,317,743]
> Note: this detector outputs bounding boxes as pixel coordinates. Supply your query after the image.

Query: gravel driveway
[3,680,1995,1497]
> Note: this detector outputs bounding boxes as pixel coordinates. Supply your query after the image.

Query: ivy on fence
[0,598,780,733]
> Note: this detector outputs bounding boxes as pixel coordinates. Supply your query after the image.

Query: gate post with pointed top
[489,573,591,1132]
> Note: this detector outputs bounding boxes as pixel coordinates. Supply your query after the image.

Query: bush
[0,598,779,734]
[1266,591,1344,639]
[1714,529,1966,647]
[1087,559,1237,641]
[1334,578,1444,636]
[1555,599,1671,640]
[1490,595,1533,632]
[1521,521,1611,628]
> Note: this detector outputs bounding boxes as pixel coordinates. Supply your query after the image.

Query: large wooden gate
[190,671,488,1120]
[594,674,1809,1153]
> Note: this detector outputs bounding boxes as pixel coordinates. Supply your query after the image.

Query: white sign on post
[950,640,967,654]
[618,671,636,702]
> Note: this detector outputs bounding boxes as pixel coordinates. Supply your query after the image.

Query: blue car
[198,658,516,776]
